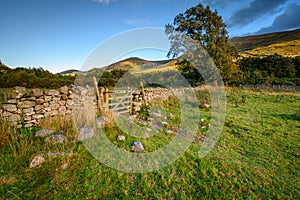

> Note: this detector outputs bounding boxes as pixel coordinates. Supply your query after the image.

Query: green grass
[0,88,299,199]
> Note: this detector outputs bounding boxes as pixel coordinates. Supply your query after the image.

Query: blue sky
[1,0,300,73]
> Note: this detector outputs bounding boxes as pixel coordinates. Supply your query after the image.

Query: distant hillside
[243,39,300,57]
[0,62,12,73]
[105,57,174,72]
[57,69,80,75]
[229,28,300,52]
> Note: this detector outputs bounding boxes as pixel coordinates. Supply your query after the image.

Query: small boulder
[96,116,107,128]
[30,88,43,97]
[78,126,94,141]
[45,134,66,144]
[30,154,45,168]
[58,86,69,95]
[35,129,56,137]
[203,103,211,109]
[61,163,69,170]
[117,135,126,141]
[132,142,144,152]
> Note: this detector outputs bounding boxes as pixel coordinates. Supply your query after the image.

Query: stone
[151,122,163,131]
[58,106,66,113]
[50,110,58,116]
[61,163,69,170]
[24,123,34,128]
[44,96,52,102]
[15,108,22,115]
[36,98,45,105]
[24,116,32,121]
[65,110,72,115]
[59,86,69,95]
[117,135,126,141]
[9,114,21,122]
[2,104,17,112]
[11,86,27,98]
[169,113,175,119]
[29,152,66,168]
[50,103,60,110]
[66,99,73,105]
[96,116,107,128]
[35,105,44,111]
[162,121,168,126]
[132,142,144,152]
[21,97,36,101]
[30,154,45,168]
[32,114,44,120]
[128,115,137,121]
[59,100,66,106]
[43,102,49,107]
[2,111,12,117]
[45,134,66,144]
[44,107,51,112]
[44,90,60,96]
[78,126,94,141]
[25,120,37,124]
[7,99,17,104]
[44,112,51,117]
[23,107,34,114]
[203,103,211,109]
[35,129,56,137]
[30,88,43,97]
[68,94,75,99]
[18,101,36,109]
[36,109,46,114]
[61,94,68,101]
[52,97,61,102]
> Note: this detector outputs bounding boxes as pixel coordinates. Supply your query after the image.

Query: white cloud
[92,0,115,4]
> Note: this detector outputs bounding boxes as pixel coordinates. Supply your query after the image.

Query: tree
[166,3,238,83]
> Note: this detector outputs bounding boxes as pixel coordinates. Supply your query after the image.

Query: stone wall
[0,85,97,128]
[0,85,176,128]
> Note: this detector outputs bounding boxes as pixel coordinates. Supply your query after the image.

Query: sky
[1,0,300,73]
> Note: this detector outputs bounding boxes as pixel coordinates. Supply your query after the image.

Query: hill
[105,57,172,71]
[57,69,80,75]
[229,28,300,52]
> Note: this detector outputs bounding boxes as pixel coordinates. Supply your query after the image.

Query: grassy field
[0,88,299,199]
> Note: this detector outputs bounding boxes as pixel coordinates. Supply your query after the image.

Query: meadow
[0,88,299,199]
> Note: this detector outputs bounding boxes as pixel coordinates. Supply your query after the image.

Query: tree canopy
[166,3,238,84]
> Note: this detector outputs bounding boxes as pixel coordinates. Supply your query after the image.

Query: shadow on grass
[271,113,300,121]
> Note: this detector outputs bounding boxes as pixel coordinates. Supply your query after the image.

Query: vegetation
[98,69,129,88]
[0,62,75,89]
[0,88,299,199]
[238,54,300,85]
[166,3,238,83]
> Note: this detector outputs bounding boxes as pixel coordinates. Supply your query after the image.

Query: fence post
[93,77,102,114]
[140,82,146,104]
[104,88,109,113]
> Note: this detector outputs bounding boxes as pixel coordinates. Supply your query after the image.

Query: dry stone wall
[0,85,97,128]
[0,85,176,128]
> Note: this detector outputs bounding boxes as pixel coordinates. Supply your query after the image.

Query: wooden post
[140,81,146,104]
[93,76,102,114]
[105,88,109,113]
[129,87,133,115]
